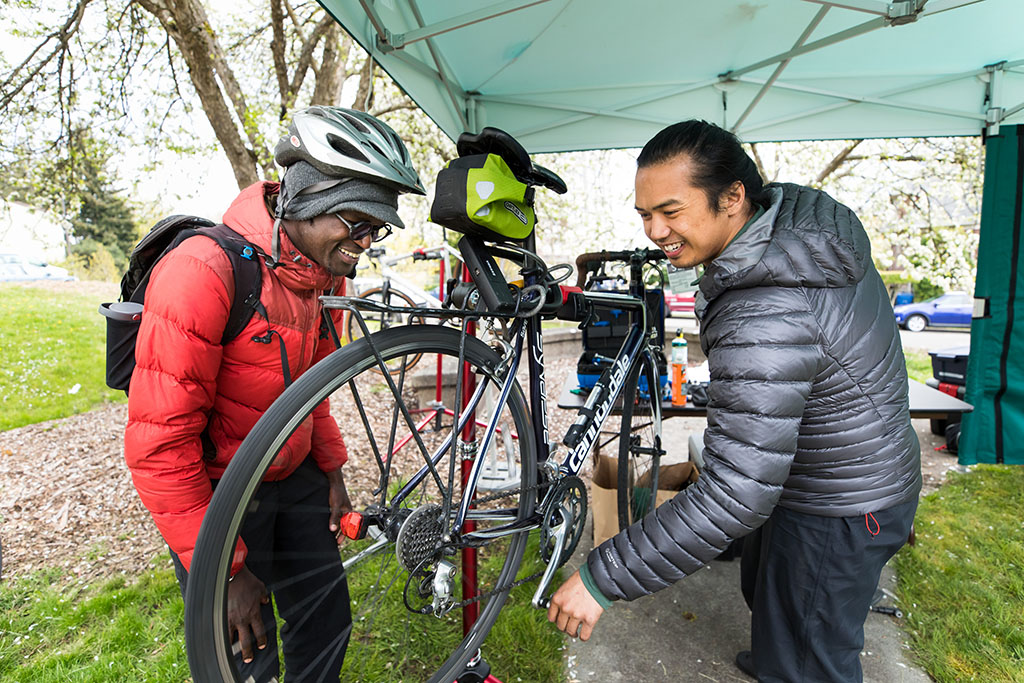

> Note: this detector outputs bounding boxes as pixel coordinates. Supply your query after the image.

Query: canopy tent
[323,0,1024,148]
[959,126,1024,465]
[324,0,1024,466]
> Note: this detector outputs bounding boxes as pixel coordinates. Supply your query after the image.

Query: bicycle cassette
[395,503,444,572]
[539,476,587,566]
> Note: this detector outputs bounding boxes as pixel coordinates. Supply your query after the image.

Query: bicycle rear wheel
[617,353,663,530]
[347,286,425,374]
[185,325,537,683]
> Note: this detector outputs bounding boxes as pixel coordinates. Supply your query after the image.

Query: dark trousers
[172,457,352,683]
[740,498,917,683]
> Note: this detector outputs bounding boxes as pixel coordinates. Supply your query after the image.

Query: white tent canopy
[324,0,1024,152]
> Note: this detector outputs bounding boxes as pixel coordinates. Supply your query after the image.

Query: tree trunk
[311,25,348,106]
[351,57,374,112]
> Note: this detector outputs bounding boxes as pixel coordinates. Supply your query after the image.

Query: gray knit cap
[277,160,405,228]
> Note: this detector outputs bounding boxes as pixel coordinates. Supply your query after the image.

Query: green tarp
[960,124,1024,465]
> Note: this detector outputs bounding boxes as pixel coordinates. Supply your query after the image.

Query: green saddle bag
[430,153,535,242]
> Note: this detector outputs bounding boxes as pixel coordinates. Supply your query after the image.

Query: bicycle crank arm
[531,505,570,609]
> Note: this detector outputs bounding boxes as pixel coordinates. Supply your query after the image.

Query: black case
[581,288,666,355]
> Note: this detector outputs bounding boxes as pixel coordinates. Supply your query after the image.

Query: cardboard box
[590,453,698,548]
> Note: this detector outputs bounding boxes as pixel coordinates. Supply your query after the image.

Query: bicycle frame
[331,240,663,548]
[353,243,464,308]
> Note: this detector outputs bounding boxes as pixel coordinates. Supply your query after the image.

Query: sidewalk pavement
[557,418,931,683]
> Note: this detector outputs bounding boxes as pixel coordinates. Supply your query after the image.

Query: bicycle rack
[475,386,521,492]
[476,435,521,491]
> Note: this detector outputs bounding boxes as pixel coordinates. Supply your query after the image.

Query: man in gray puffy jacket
[548,120,921,682]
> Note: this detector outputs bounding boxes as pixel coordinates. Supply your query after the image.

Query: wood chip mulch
[0,354,579,587]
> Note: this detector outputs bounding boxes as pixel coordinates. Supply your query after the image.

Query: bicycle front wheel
[185,325,537,683]
[617,352,663,530]
[347,286,425,374]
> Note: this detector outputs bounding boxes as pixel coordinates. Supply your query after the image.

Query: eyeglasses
[334,213,393,243]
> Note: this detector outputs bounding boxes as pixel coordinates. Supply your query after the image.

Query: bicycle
[184,127,667,683]
[347,243,463,374]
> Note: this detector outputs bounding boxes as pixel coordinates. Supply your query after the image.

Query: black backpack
[99,216,266,394]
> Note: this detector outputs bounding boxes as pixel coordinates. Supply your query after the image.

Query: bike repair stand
[453,267,504,683]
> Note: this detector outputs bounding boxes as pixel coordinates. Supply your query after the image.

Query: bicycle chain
[444,478,556,611]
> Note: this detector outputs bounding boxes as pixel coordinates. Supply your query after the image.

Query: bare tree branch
[814,139,863,187]
[137,0,259,187]
[371,101,419,117]
[748,143,769,184]
[0,0,93,113]
[285,14,334,110]
[283,0,308,34]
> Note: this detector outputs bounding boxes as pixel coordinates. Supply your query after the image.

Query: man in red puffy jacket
[125,107,425,682]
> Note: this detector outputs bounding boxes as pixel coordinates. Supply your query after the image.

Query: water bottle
[670,330,688,406]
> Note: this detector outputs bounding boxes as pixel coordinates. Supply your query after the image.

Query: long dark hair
[637,120,768,212]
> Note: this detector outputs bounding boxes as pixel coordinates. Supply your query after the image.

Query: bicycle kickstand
[531,504,571,609]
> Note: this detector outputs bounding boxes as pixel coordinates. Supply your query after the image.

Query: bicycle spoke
[346,379,389,491]
[618,354,663,529]
[184,326,538,683]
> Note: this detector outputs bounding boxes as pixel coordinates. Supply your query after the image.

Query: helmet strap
[271,216,283,265]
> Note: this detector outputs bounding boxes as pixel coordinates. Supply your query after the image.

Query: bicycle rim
[347,287,425,374]
[617,355,662,530]
[185,326,537,683]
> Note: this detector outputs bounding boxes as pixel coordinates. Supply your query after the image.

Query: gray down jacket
[588,182,922,602]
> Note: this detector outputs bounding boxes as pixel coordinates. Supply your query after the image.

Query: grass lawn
[0,284,125,430]
[0,563,188,682]
[1,543,563,682]
[895,465,1024,682]
[902,348,934,384]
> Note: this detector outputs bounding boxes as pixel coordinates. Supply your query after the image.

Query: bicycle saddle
[457,127,568,195]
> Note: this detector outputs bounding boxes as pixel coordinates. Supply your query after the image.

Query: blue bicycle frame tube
[522,232,552,466]
[452,324,526,531]
[559,293,650,475]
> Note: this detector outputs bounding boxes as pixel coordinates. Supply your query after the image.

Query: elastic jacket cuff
[579,561,614,609]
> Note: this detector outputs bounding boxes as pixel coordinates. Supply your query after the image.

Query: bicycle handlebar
[574,249,666,288]
[360,244,464,269]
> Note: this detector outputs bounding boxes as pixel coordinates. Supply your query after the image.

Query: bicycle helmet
[274,106,426,196]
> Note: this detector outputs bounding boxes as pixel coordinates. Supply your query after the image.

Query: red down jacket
[125,182,348,572]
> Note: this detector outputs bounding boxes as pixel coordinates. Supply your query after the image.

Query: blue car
[893,291,972,332]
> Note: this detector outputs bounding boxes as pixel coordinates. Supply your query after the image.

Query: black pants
[172,457,352,683]
[740,498,917,683]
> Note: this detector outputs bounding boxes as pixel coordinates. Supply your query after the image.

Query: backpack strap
[198,224,267,345]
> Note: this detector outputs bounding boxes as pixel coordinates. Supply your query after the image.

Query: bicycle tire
[185,325,537,683]
[616,352,662,530]
[347,286,426,374]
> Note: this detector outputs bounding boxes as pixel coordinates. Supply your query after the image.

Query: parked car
[0,253,76,282]
[893,291,972,332]
[664,289,696,316]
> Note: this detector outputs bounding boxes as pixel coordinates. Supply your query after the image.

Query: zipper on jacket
[297,290,314,373]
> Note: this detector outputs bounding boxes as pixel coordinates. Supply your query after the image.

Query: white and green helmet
[274,106,426,196]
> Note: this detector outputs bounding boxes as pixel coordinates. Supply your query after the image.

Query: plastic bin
[928,345,970,385]
[576,350,667,398]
